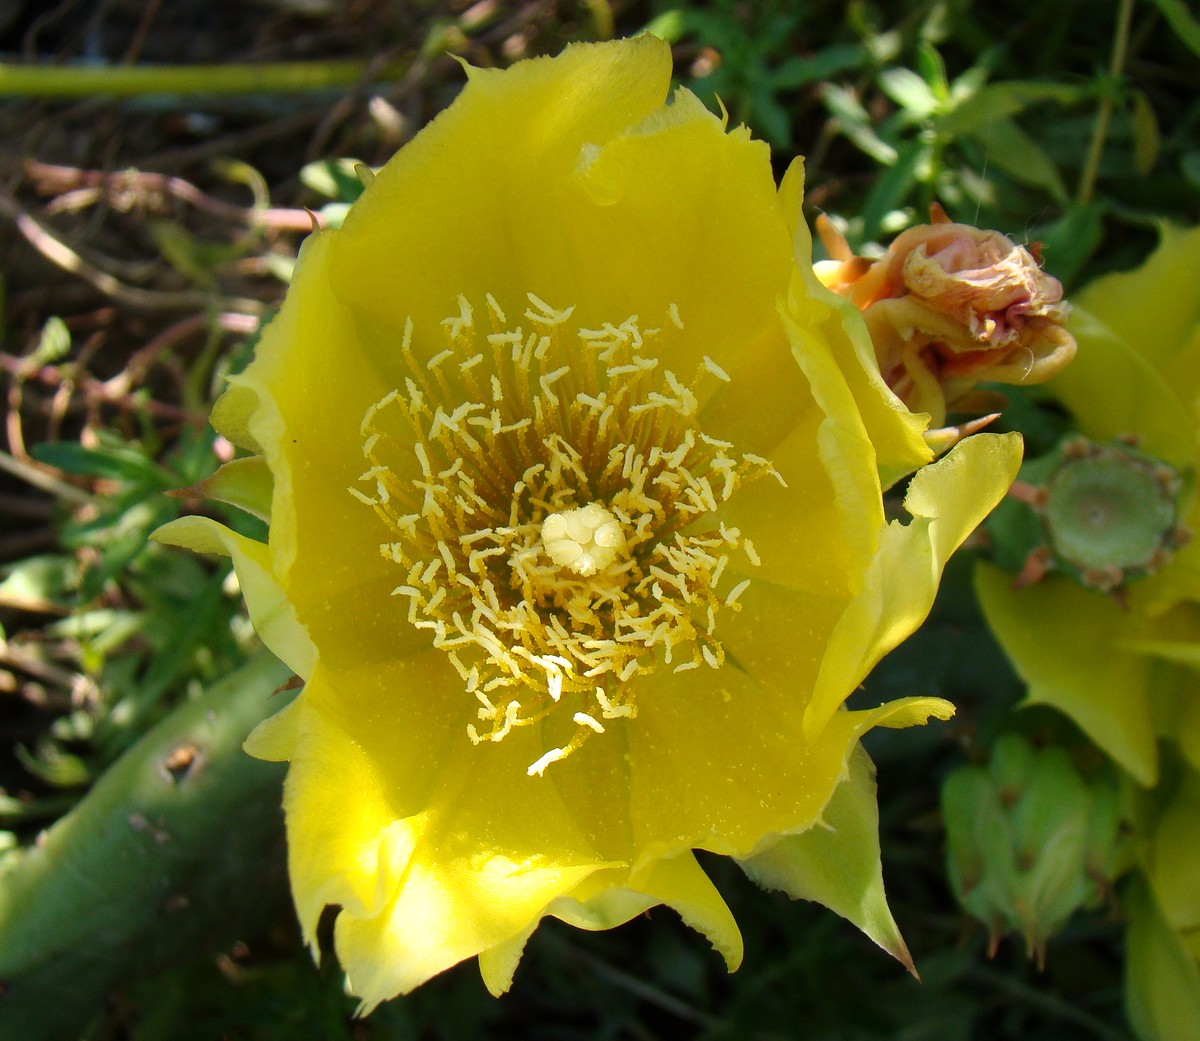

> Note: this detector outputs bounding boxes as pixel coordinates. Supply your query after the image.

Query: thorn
[272,675,304,697]
[1013,546,1052,589]
[1006,479,1047,508]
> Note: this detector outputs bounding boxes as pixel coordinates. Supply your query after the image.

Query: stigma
[541,503,627,576]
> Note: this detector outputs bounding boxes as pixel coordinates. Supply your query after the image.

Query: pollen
[351,293,779,773]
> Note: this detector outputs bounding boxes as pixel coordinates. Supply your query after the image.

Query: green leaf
[298,157,369,204]
[1031,202,1106,287]
[974,563,1159,786]
[859,139,928,241]
[770,43,868,89]
[936,79,1090,136]
[148,220,244,287]
[1182,151,1200,191]
[188,456,273,522]
[967,116,1069,202]
[32,316,71,365]
[0,554,78,611]
[1131,90,1162,178]
[820,82,899,164]
[1145,0,1200,58]
[641,8,687,43]
[0,650,294,1041]
[879,66,939,117]
[916,42,950,103]
[934,83,1022,135]
[31,439,166,485]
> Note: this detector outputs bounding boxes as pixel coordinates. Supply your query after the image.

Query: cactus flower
[155,36,1020,1009]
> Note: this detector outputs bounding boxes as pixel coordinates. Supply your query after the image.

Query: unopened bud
[943,733,1122,964]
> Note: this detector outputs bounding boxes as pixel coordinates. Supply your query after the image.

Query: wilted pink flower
[816,206,1076,426]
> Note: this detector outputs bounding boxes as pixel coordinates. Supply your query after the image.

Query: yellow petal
[1125,876,1200,1041]
[189,455,273,522]
[477,850,743,996]
[327,37,676,334]
[158,36,996,1006]
[626,660,845,862]
[1144,767,1200,933]
[1074,223,1200,377]
[805,431,1022,737]
[331,774,614,1009]
[620,851,743,971]
[242,694,302,763]
[232,230,432,675]
[1052,308,1196,467]
[710,407,856,598]
[975,564,1159,785]
[739,743,913,972]
[779,158,932,489]
[151,515,315,678]
[282,660,623,1005]
[210,380,264,454]
[778,273,885,581]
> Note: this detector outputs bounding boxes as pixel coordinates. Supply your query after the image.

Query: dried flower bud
[816,206,1076,426]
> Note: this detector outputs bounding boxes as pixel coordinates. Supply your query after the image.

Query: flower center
[350,293,780,773]
[541,502,626,576]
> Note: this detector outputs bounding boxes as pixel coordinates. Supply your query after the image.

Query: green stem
[1077,0,1136,204]
[0,59,409,98]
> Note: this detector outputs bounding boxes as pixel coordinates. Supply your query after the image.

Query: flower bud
[943,733,1121,963]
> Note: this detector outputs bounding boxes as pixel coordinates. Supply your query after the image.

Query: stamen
[351,294,780,773]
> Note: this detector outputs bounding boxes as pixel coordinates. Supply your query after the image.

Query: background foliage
[1,0,1197,1038]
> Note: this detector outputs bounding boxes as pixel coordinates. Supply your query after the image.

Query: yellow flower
[816,208,1076,428]
[156,37,1020,1008]
[977,224,1200,787]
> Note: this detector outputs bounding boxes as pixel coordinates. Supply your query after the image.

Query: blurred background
[1,1,1198,1038]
